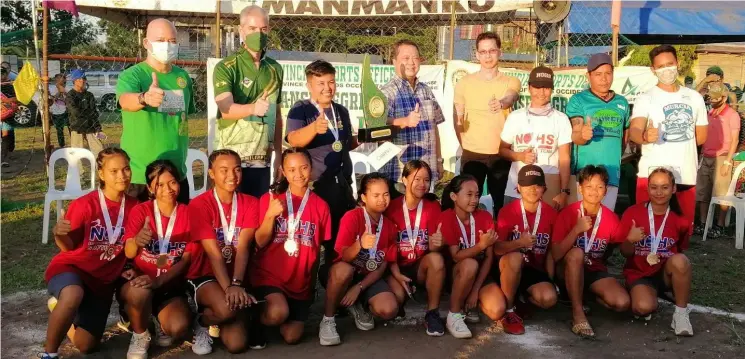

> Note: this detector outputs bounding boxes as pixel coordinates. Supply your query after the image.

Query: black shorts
[152,284,188,313]
[47,272,112,339]
[352,274,393,303]
[399,261,422,282]
[252,286,312,322]
[186,276,218,312]
[628,270,668,292]
[585,271,613,290]
[493,264,553,294]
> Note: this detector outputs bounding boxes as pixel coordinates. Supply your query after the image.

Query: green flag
[358,54,394,142]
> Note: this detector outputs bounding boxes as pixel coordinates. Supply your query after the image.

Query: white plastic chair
[349,152,372,199]
[42,148,96,244]
[186,149,209,200]
[703,161,745,249]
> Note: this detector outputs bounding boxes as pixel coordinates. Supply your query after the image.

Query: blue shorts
[47,272,113,339]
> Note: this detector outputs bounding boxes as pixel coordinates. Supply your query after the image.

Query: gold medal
[646,253,660,266]
[366,259,378,272]
[332,140,343,152]
[221,245,234,262]
[284,240,298,255]
[157,254,168,268]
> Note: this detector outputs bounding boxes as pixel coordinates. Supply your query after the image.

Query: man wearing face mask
[117,18,195,204]
[213,5,284,199]
[379,40,445,195]
[629,45,708,229]
[66,69,104,157]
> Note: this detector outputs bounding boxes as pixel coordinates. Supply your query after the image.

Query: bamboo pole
[41,1,52,164]
[214,0,222,58]
[448,2,456,60]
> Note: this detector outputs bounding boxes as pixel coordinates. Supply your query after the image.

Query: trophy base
[358,126,396,143]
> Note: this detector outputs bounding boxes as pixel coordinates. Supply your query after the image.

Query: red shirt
[124,201,191,281]
[552,201,622,273]
[334,207,397,275]
[385,197,441,267]
[186,191,259,280]
[496,200,557,271]
[440,208,495,261]
[250,191,332,300]
[45,191,139,296]
[616,203,691,285]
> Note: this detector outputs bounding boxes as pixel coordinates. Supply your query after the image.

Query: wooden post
[214,0,222,58]
[448,2,456,60]
[611,0,622,66]
[41,1,52,163]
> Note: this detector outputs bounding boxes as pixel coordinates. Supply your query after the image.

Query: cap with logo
[518,164,546,187]
[528,66,554,89]
[69,69,86,81]
[587,53,613,73]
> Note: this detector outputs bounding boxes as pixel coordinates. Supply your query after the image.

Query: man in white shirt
[499,66,572,209]
[629,45,708,230]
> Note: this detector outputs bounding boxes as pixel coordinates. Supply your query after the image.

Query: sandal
[571,321,596,339]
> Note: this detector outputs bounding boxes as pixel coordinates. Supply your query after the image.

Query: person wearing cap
[493,164,559,335]
[694,81,740,237]
[566,53,630,210]
[117,18,195,203]
[629,45,708,230]
[66,69,104,157]
[499,66,572,210]
[697,66,738,106]
[453,32,521,214]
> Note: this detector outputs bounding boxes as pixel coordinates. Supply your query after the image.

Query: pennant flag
[13,61,40,105]
[43,0,79,17]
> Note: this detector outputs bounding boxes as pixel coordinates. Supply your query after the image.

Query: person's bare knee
[564,247,585,267]
[330,262,354,284]
[387,276,406,305]
[667,254,690,274]
[280,322,304,345]
[57,285,85,309]
[605,291,631,312]
[262,296,290,326]
[424,252,445,273]
[370,295,398,320]
[210,300,236,323]
[161,312,191,339]
[632,297,658,316]
[221,325,247,354]
[72,328,99,354]
[531,287,558,309]
[123,285,153,309]
[500,252,523,272]
[454,258,478,279]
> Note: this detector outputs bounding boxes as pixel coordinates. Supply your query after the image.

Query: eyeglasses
[477,49,500,56]
[398,56,423,63]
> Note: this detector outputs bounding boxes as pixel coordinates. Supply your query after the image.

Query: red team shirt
[385,197,441,267]
[334,207,398,275]
[440,208,495,261]
[250,191,332,300]
[45,191,139,295]
[124,201,191,283]
[186,191,259,280]
[552,201,622,273]
[616,203,691,285]
[496,200,557,271]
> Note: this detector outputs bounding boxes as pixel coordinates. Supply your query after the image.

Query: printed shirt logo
[272,217,317,257]
[634,235,676,258]
[177,77,187,89]
[508,225,550,254]
[215,227,241,264]
[354,249,386,270]
[398,229,428,260]
[591,108,623,137]
[88,219,125,261]
[242,77,253,89]
[661,103,694,142]
[574,235,609,259]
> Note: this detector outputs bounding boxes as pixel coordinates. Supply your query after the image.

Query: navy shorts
[252,286,312,322]
[628,269,668,292]
[47,272,112,339]
[352,274,393,303]
[585,271,613,290]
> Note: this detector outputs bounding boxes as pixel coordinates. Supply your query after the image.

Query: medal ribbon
[286,189,311,244]
[456,213,476,248]
[580,203,602,254]
[213,190,238,245]
[98,189,126,245]
[362,209,383,258]
[402,199,423,252]
[154,200,178,256]
[647,204,670,255]
[520,200,541,236]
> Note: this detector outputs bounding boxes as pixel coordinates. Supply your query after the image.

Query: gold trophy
[358,54,395,142]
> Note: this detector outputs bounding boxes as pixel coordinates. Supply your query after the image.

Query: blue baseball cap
[69,69,86,81]
[587,53,613,72]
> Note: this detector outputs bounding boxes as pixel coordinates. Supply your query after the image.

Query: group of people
[38,4,744,359]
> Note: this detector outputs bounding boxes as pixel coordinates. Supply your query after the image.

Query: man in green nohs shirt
[213,5,284,199]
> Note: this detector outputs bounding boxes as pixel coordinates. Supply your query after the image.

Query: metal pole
[41,1,52,163]
[448,2,456,60]
[556,22,562,67]
[611,0,622,66]
[214,0,222,58]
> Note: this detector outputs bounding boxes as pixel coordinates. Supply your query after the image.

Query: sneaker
[208,325,220,338]
[465,310,480,324]
[248,318,267,350]
[347,302,374,331]
[634,314,652,321]
[693,223,705,236]
[126,331,151,359]
[47,297,57,312]
[395,306,406,320]
[446,312,472,339]
[498,312,525,335]
[38,354,57,359]
[424,309,445,337]
[319,316,341,346]
[671,308,693,336]
[153,317,173,347]
[192,322,213,355]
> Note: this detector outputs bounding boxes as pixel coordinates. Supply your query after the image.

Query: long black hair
[269,147,313,195]
[145,159,182,199]
[97,147,130,189]
[401,159,438,202]
[356,172,390,207]
[647,167,683,216]
[441,174,478,211]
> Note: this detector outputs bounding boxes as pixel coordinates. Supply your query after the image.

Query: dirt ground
[3,288,744,359]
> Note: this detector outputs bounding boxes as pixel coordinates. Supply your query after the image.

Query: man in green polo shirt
[214,5,283,198]
[117,18,195,203]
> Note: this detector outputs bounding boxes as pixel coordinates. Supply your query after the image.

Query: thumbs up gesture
[314,106,329,135]
[360,225,377,250]
[488,94,502,113]
[407,103,421,128]
[518,231,537,249]
[135,216,153,248]
[267,193,285,218]
[521,146,537,165]
[573,210,593,234]
[52,209,71,237]
[253,90,270,117]
[643,120,659,144]
[581,117,594,141]
[144,73,165,108]
[478,228,498,249]
[429,223,444,250]
[627,219,646,243]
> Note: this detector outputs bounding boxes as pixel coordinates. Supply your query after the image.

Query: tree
[624,45,698,79]
[71,20,140,57]
[0,2,95,55]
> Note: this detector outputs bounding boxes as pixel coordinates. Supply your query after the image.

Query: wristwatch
[231,278,243,286]
[138,92,147,106]
[560,188,571,195]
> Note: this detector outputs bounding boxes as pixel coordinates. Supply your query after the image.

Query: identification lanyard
[580,203,602,254]
[98,189,126,244]
[456,213,476,248]
[647,204,670,255]
[213,190,238,245]
[153,201,178,255]
[402,199,424,250]
[286,189,311,242]
[362,209,383,257]
[520,200,541,236]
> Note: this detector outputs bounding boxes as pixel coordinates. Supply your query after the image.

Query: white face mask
[150,41,179,64]
[654,66,678,85]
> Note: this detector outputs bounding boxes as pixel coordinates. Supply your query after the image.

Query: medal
[98,189,126,244]
[221,245,234,262]
[456,212,476,249]
[315,102,342,152]
[402,198,423,254]
[213,190,238,245]
[153,200,178,268]
[647,204,670,266]
[362,209,384,272]
[332,140,343,152]
[580,203,602,264]
[285,188,310,255]
[519,199,541,263]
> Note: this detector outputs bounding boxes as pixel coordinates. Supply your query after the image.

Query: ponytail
[441,174,477,211]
